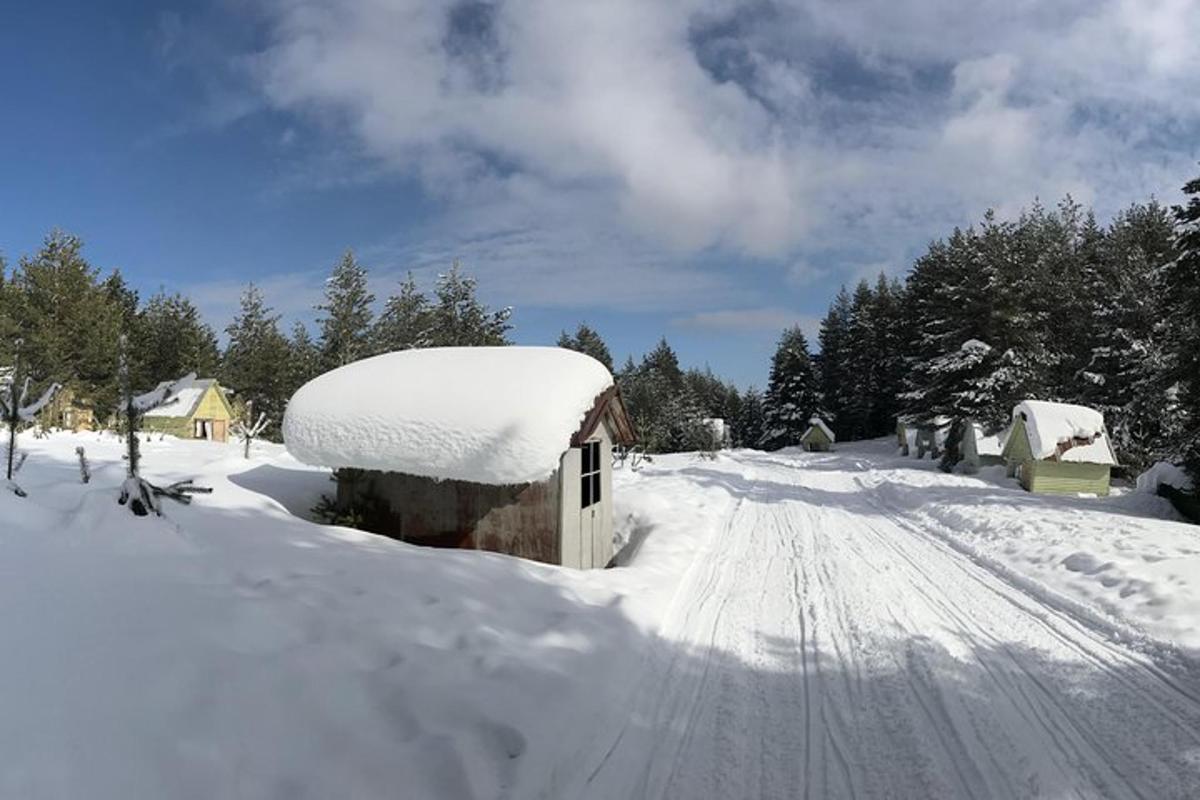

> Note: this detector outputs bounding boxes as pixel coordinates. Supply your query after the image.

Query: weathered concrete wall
[339,469,562,565]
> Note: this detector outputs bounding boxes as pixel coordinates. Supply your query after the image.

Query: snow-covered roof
[802,416,836,443]
[143,379,218,418]
[1012,400,1116,465]
[967,422,1005,456]
[283,347,616,485]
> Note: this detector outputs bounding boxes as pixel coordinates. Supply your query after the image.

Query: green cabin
[142,379,234,443]
[1001,400,1117,496]
[800,417,835,452]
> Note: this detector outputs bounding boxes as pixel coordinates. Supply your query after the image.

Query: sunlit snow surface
[1,432,1199,798]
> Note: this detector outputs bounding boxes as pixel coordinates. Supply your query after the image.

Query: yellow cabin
[142,379,235,443]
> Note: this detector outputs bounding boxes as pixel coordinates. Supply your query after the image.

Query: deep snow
[283,347,614,485]
[2,432,1199,798]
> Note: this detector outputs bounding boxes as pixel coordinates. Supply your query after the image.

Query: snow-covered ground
[2,432,1200,798]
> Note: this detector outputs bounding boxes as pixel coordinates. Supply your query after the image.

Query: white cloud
[236,0,1200,292]
[672,308,817,335]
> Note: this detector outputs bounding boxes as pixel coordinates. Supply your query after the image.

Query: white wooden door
[579,440,602,569]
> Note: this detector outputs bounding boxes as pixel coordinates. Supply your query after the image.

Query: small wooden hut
[800,417,835,452]
[1000,400,1117,495]
[960,421,1006,472]
[142,379,234,442]
[284,347,637,569]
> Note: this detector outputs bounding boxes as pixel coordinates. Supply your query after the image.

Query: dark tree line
[0,236,512,442]
[767,173,1200,477]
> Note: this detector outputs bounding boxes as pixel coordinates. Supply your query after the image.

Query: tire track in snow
[576,450,1200,799]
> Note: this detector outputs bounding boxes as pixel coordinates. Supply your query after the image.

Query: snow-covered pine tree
[816,287,852,438]
[901,232,986,426]
[427,262,511,346]
[221,286,291,440]
[0,346,60,496]
[317,249,375,371]
[116,337,211,516]
[373,272,431,354]
[1166,172,1200,475]
[733,386,766,450]
[1078,203,1177,471]
[871,274,908,436]
[840,280,882,440]
[761,325,819,451]
[557,323,614,372]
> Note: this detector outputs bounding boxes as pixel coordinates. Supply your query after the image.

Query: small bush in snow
[0,345,61,498]
[115,336,212,516]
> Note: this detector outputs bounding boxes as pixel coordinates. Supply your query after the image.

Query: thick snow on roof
[1013,400,1115,465]
[143,379,214,418]
[804,417,836,442]
[283,347,614,485]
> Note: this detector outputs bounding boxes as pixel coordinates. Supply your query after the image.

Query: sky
[0,1,1197,387]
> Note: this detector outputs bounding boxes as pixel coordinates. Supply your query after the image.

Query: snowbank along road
[575,447,1200,800]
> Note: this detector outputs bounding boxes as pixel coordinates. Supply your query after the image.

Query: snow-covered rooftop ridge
[283,347,616,485]
[1013,400,1115,464]
[142,378,214,418]
[804,417,835,442]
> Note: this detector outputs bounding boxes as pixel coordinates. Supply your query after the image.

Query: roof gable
[143,379,222,419]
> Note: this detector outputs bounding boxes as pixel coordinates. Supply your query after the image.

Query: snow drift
[283,347,614,485]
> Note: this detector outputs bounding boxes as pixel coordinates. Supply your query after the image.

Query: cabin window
[580,441,601,509]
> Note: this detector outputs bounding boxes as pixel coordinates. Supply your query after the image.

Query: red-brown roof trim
[571,384,637,447]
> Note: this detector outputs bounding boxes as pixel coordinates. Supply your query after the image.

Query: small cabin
[960,421,1006,473]
[800,417,835,452]
[1000,400,1117,495]
[42,387,96,432]
[283,347,637,569]
[700,417,731,449]
[142,379,234,443]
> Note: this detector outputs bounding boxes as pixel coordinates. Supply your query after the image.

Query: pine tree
[221,286,292,440]
[734,386,766,449]
[840,281,881,439]
[317,249,375,371]
[10,231,123,415]
[870,274,907,436]
[132,292,220,389]
[285,322,321,399]
[557,323,614,372]
[761,326,819,450]
[816,287,852,437]
[1078,203,1177,471]
[1166,172,1200,474]
[373,273,430,353]
[427,262,512,346]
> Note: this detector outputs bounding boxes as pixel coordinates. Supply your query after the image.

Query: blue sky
[2,1,1197,387]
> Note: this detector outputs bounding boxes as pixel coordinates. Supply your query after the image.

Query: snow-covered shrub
[0,347,60,497]
[114,336,211,516]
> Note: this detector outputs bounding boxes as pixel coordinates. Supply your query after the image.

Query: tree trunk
[5,418,15,481]
[126,402,140,478]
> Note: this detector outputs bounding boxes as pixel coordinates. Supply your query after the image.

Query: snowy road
[579,450,1200,799]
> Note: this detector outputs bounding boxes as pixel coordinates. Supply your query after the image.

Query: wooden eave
[571,384,637,447]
